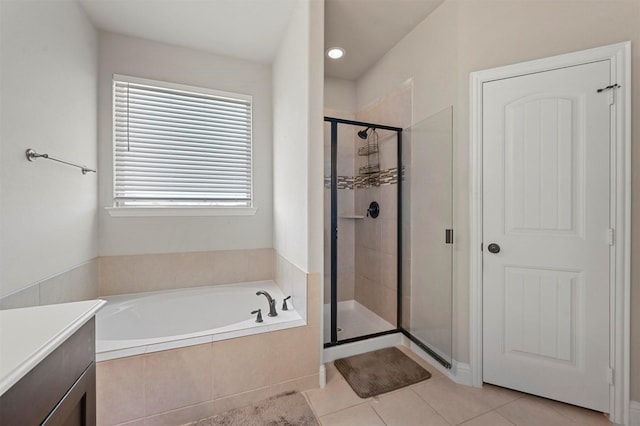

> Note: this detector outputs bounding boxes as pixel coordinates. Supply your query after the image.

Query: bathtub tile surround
[145,344,212,416]
[98,248,274,296]
[96,273,320,426]
[274,251,309,322]
[0,259,99,310]
[96,355,145,426]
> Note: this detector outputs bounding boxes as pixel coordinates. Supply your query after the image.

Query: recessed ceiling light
[326,47,345,59]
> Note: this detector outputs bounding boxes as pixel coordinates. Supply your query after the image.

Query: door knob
[487,243,501,254]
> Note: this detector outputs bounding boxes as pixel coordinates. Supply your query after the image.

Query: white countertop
[0,299,105,396]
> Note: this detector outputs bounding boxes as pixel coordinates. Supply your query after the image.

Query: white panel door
[482,60,611,412]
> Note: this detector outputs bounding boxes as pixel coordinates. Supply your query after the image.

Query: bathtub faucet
[256,290,278,317]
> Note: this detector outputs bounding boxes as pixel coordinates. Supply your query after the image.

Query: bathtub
[96,280,305,361]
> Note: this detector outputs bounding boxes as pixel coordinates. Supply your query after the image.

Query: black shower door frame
[323,116,451,369]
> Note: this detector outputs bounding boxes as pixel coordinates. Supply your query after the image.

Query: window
[112,75,253,209]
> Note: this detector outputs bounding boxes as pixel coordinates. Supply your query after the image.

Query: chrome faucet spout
[256,290,278,317]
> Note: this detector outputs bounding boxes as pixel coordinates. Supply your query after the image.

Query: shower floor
[323,300,395,343]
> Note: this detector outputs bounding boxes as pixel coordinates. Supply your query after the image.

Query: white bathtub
[96,280,304,361]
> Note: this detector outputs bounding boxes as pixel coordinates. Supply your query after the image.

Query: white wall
[307,0,325,275]
[356,0,640,401]
[97,33,273,256]
[324,77,356,113]
[273,0,324,273]
[0,0,98,297]
[355,0,462,358]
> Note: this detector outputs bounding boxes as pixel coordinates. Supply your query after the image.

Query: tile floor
[302,346,611,426]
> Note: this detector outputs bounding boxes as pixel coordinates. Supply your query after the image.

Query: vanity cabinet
[0,318,96,426]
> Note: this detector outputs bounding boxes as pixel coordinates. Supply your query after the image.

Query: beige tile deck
[303,346,612,426]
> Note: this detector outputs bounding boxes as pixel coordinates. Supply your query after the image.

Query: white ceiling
[79,0,298,64]
[79,0,444,81]
[324,0,445,80]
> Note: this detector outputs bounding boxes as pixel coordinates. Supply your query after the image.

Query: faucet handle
[251,309,263,323]
[282,296,292,311]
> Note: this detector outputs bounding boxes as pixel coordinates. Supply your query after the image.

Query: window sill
[105,206,257,217]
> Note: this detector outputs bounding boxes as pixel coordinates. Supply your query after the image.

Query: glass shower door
[402,107,453,367]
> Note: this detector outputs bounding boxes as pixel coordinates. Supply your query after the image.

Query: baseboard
[452,360,472,386]
[401,337,472,386]
[630,400,640,426]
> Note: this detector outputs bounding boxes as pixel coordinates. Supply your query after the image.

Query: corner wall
[272,0,324,276]
[0,0,98,299]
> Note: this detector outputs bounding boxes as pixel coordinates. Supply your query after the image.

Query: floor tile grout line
[367,400,390,425]
[493,409,518,426]
[518,394,597,425]
[301,391,322,422]
[317,401,371,421]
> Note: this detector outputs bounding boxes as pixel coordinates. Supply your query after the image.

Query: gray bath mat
[334,346,431,398]
[184,391,319,426]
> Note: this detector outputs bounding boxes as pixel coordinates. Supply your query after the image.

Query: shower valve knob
[367,201,380,218]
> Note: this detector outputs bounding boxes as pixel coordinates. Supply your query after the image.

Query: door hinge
[607,228,615,246]
[607,367,614,385]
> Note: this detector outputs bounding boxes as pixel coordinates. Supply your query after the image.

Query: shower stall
[323,108,453,368]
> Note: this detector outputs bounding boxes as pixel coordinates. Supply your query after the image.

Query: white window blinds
[113,75,253,207]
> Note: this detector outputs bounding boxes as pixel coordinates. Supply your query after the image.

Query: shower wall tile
[338,271,355,301]
[0,259,99,309]
[355,246,381,282]
[357,216,381,249]
[380,253,398,290]
[381,218,398,256]
[379,185,398,220]
[354,274,374,309]
[350,81,410,327]
[373,284,397,326]
[380,134,399,170]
